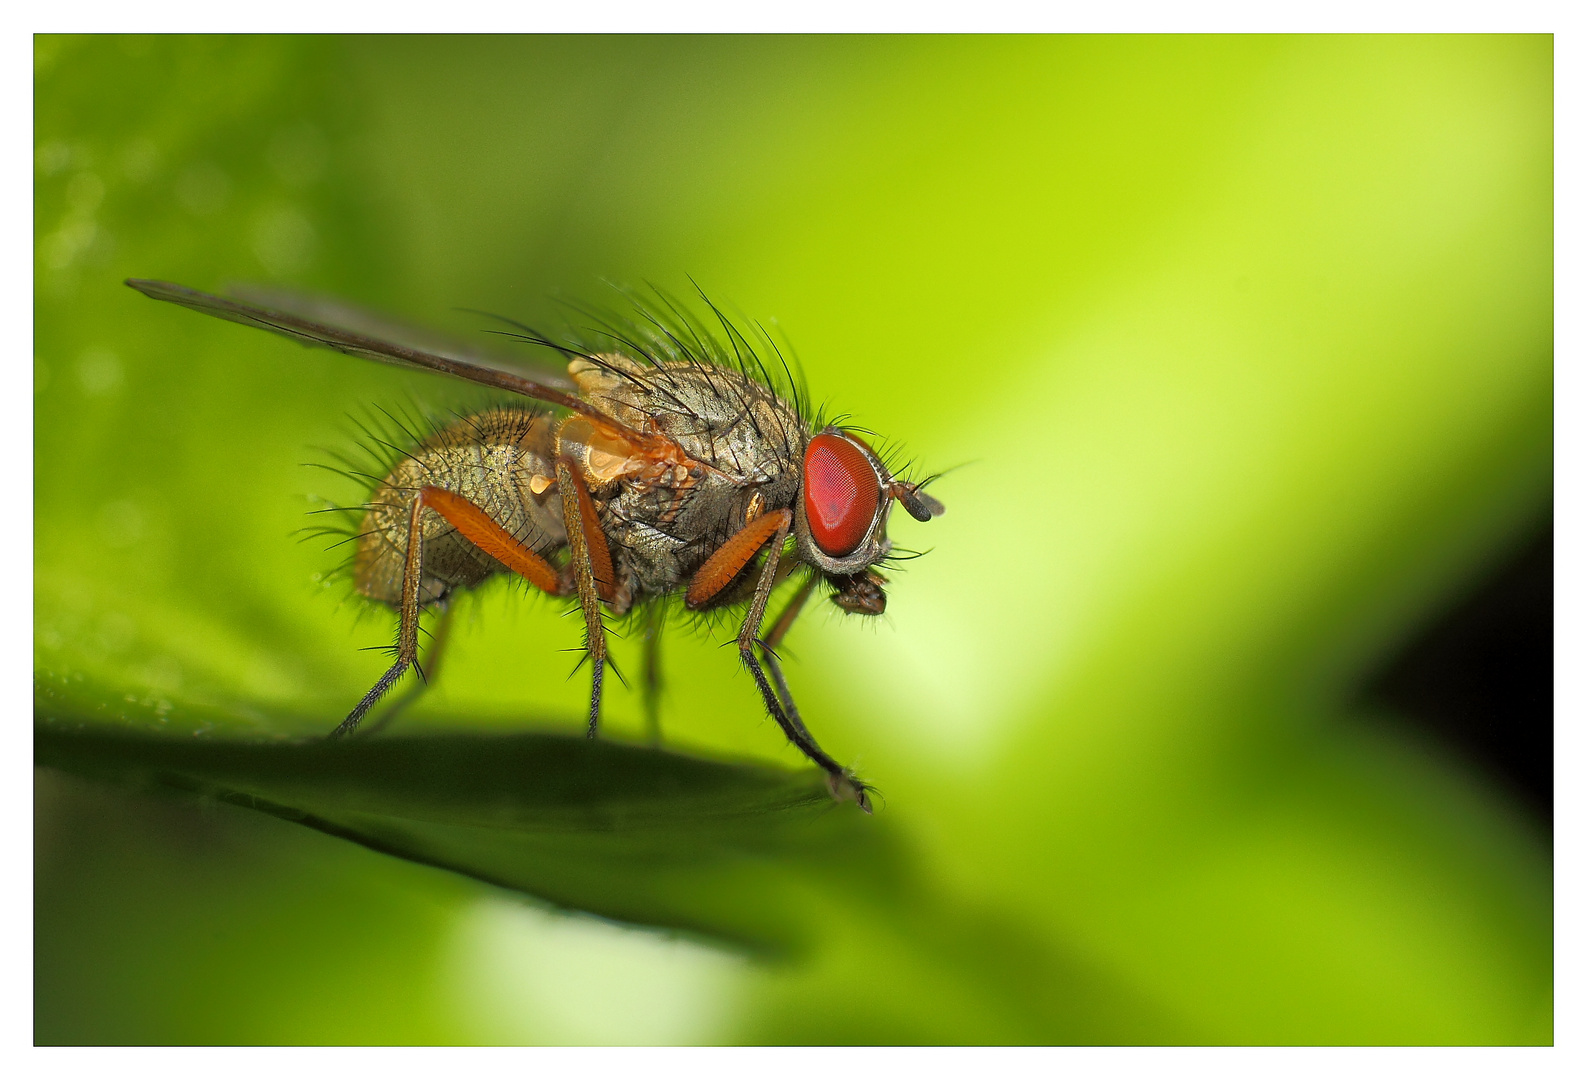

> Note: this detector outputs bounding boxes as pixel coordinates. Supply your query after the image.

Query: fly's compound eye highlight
[803,432,882,557]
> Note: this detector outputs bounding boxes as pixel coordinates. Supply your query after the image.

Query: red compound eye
[803,433,881,557]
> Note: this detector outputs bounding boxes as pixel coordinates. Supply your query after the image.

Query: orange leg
[564,471,616,604]
[556,460,613,737]
[335,495,427,737]
[686,510,870,812]
[333,487,565,739]
[685,510,792,609]
[419,486,562,596]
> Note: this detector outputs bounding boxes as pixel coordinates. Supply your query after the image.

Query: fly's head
[792,428,945,615]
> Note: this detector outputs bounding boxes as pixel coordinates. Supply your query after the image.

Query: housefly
[125,279,945,811]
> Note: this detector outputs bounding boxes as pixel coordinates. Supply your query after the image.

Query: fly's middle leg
[641,605,664,745]
[556,459,614,738]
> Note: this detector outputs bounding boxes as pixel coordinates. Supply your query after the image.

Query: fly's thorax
[560,353,808,600]
[588,440,802,602]
[568,354,807,486]
[353,408,566,607]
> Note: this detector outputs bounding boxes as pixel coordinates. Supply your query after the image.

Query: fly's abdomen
[354,408,565,606]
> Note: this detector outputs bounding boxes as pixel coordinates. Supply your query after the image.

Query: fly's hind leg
[337,485,565,740]
[362,600,456,736]
[334,495,427,738]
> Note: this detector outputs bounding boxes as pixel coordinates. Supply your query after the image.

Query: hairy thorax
[568,355,809,600]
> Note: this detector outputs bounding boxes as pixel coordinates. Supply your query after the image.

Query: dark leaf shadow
[35,705,899,957]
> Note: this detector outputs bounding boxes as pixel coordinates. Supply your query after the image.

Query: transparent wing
[225,282,577,391]
[126,278,626,427]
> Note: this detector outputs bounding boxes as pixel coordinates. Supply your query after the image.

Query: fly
[125,278,945,811]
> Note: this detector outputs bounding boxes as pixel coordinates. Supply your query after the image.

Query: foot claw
[826,771,873,814]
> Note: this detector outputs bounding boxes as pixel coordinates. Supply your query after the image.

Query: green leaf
[35,691,891,957]
[36,35,1553,1044]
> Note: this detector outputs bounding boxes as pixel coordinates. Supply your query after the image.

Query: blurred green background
[33,34,1551,1044]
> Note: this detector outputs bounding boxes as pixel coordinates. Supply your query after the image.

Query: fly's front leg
[334,494,426,738]
[689,511,869,812]
[759,572,818,734]
[556,459,614,738]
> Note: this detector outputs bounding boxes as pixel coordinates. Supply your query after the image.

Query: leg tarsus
[586,656,603,738]
[740,641,870,813]
[333,654,414,738]
[363,600,456,737]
